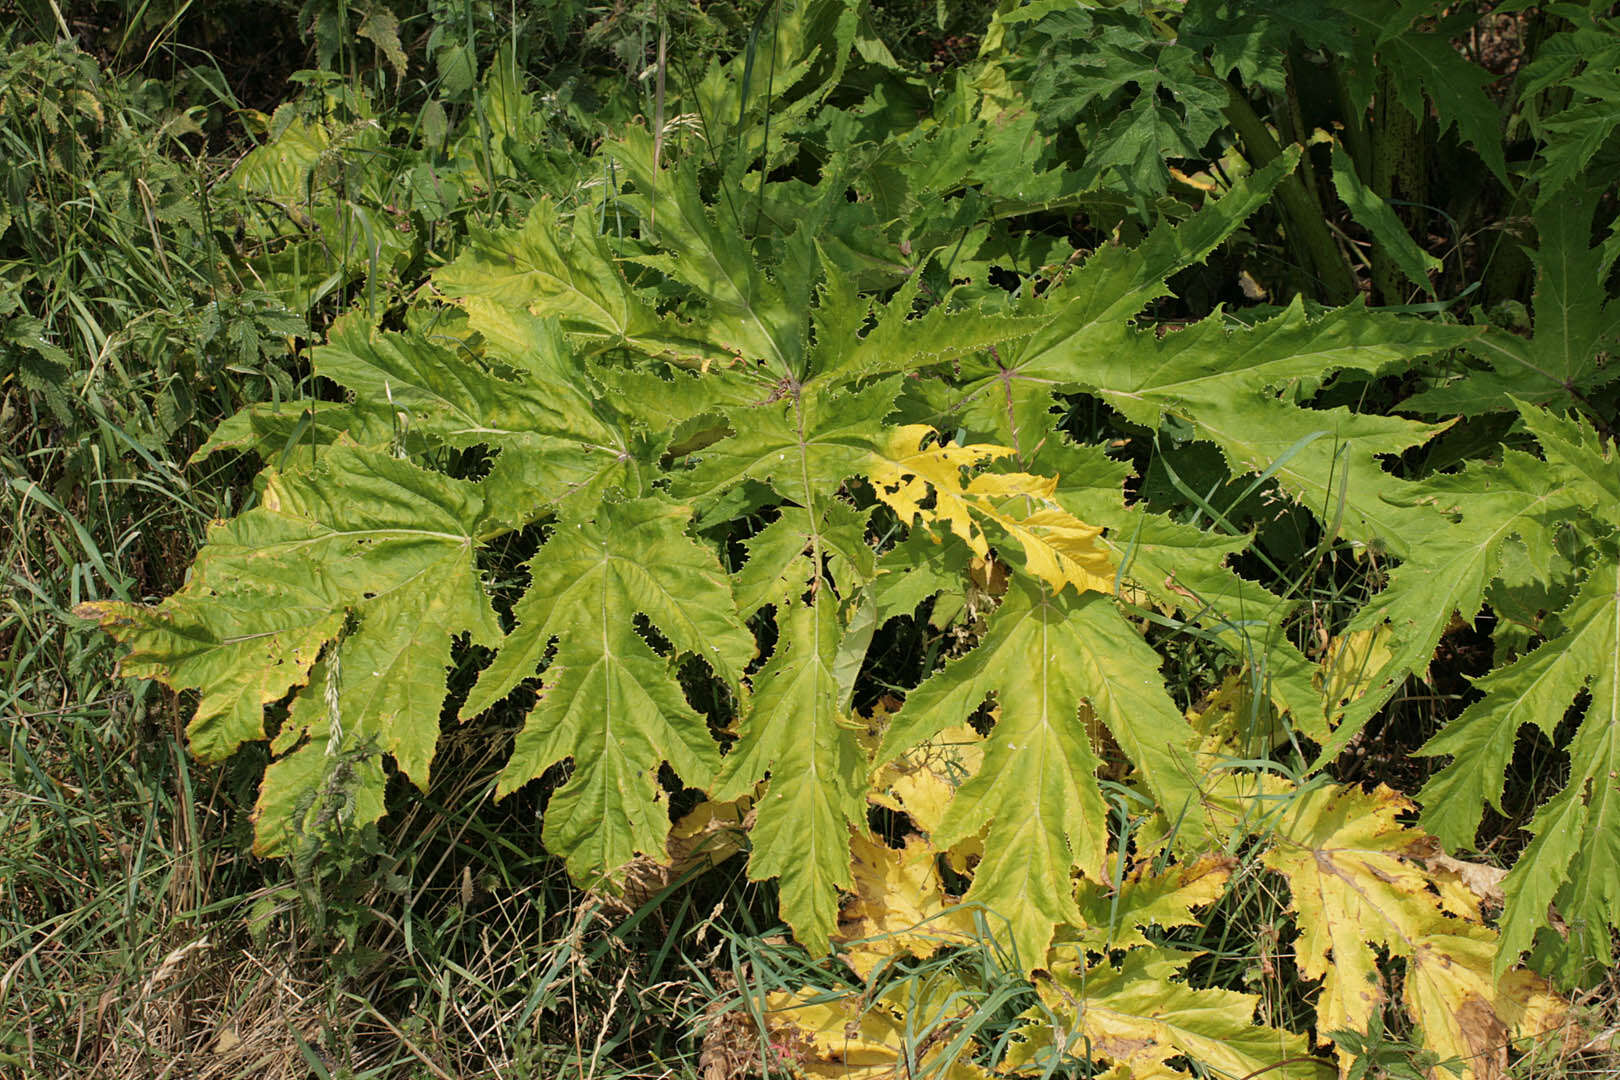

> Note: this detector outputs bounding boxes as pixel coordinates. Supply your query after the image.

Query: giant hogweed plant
[79,10,1619,1080]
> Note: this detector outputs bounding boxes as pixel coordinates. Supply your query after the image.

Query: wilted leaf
[765,988,991,1080]
[1261,783,1565,1079]
[834,833,980,980]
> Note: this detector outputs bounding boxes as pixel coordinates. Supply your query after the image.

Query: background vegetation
[3,1,1617,1078]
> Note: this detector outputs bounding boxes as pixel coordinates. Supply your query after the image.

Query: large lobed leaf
[876,578,1205,968]
[1417,405,1620,981]
[80,443,502,847]
[1261,783,1565,1079]
[460,496,754,881]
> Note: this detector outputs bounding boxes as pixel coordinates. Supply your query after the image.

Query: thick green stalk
[1223,84,1358,304]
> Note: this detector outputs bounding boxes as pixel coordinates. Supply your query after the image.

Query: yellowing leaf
[1263,785,1436,1041]
[1073,854,1237,951]
[866,426,1113,597]
[1013,949,1331,1080]
[764,989,991,1080]
[1422,853,1507,919]
[1186,672,1291,756]
[79,444,503,856]
[1404,927,1567,1080]
[1317,625,1395,720]
[868,722,985,839]
[616,794,752,908]
[976,501,1115,597]
[251,675,388,858]
[669,795,751,866]
[1260,783,1565,1079]
[867,425,1014,556]
[835,834,980,980]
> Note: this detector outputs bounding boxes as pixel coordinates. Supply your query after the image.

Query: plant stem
[1224,83,1358,304]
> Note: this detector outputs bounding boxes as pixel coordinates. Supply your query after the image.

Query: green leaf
[1515,402,1620,525]
[1417,555,1614,845]
[672,378,898,509]
[191,401,394,465]
[79,444,501,849]
[314,313,645,530]
[1405,189,1620,415]
[868,531,971,625]
[608,128,808,376]
[357,7,407,81]
[435,201,715,361]
[1521,21,1620,206]
[1416,406,1620,978]
[1340,3,1508,181]
[1330,143,1441,297]
[716,598,868,955]
[732,501,873,616]
[1044,444,1320,734]
[1181,0,1352,94]
[945,147,1304,457]
[877,580,1202,968]
[818,284,1049,383]
[984,5,1232,196]
[1314,450,1571,763]
[1014,947,1332,1080]
[1068,301,1470,553]
[317,313,609,447]
[461,496,753,880]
